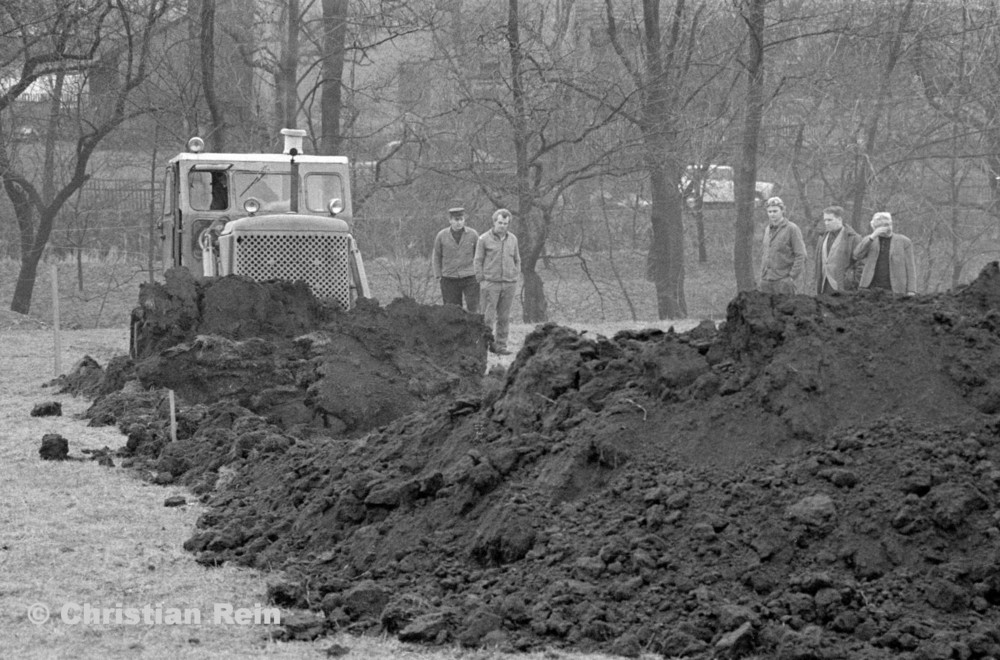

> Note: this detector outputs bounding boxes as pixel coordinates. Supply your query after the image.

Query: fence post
[51,264,61,376]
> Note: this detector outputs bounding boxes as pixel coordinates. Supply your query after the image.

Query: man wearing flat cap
[853,211,916,296]
[759,196,807,295]
[431,204,480,312]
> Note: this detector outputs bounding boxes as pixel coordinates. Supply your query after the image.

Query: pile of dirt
[64,265,1000,659]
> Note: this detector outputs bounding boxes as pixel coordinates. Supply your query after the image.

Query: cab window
[161,168,175,216]
[304,173,344,212]
[233,171,290,206]
[189,170,230,211]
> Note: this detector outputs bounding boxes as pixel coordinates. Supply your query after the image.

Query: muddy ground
[57,265,1000,659]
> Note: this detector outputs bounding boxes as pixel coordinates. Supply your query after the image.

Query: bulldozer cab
[158,130,369,308]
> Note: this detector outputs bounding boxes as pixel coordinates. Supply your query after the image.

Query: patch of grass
[0,330,321,659]
[1,249,735,332]
[0,257,149,330]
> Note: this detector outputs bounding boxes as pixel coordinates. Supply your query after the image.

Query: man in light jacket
[759,196,806,294]
[431,205,480,312]
[853,211,917,296]
[474,208,520,355]
[813,205,862,294]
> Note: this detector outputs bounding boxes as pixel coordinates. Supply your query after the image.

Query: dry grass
[1,329,324,659]
[0,253,728,333]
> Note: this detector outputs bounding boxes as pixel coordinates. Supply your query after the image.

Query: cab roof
[169,152,350,166]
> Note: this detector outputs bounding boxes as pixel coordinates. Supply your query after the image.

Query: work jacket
[760,218,806,283]
[432,226,479,278]
[474,230,520,283]
[854,232,917,295]
[813,225,862,293]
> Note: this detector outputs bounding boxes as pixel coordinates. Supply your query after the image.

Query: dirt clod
[69,265,1000,658]
[30,401,62,417]
[39,433,69,460]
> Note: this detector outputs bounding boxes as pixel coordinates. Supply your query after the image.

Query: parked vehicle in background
[680,164,777,208]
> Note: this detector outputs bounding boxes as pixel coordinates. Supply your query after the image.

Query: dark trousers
[440,276,480,313]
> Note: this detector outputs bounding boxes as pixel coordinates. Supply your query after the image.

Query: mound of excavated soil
[66,265,1000,659]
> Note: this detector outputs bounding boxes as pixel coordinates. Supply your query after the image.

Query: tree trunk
[200,0,225,150]
[692,202,707,263]
[640,0,686,319]
[320,0,347,155]
[77,247,84,291]
[521,269,548,322]
[148,130,159,283]
[43,74,64,202]
[733,0,765,292]
[282,0,300,129]
[11,250,44,314]
[9,194,33,260]
[647,162,687,318]
[507,0,548,323]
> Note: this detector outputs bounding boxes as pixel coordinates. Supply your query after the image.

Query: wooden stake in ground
[51,264,61,377]
[169,390,177,442]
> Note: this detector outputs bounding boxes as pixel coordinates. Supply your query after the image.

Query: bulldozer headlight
[187,136,205,153]
[328,198,344,215]
[244,198,261,214]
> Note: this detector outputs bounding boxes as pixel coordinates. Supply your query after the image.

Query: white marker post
[51,264,61,377]
[169,390,177,442]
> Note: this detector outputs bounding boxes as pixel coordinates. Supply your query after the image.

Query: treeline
[1,0,997,316]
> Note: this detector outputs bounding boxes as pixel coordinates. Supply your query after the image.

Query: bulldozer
[158,128,369,308]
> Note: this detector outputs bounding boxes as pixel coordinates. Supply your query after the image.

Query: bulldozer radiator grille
[233,232,351,307]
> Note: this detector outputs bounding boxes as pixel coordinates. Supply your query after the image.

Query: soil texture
[59,265,1000,659]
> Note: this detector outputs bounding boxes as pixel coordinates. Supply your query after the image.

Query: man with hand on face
[813,205,862,294]
[431,204,480,312]
[759,196,807,295]
[475,208,520,355]
[854,211,917,296]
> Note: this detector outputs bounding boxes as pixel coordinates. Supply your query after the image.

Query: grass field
[0,250,731,332]
[0,257,701,659]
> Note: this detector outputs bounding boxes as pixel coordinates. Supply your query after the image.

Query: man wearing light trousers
[475,208,520,355]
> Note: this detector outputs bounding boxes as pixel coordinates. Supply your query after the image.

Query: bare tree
[199,0,226,150]
[845,0,915,231]
[282,0,301,128]
[0,0,170,314]
[319,0,348,155]
[914,0,1000,233]
[604,0,718,318]
[410,0,629,321]
[732,0,766,291]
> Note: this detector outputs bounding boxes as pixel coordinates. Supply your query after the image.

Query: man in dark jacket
[431,205,480,312]
[813,205,862,294]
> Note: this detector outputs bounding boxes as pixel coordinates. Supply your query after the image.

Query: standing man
[759,196,807,294]
[853,211,917,296]
[475,208,520,355]
[813,205,862,294]
[431,204,480,312]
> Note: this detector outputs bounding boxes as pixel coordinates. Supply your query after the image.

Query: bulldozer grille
[233,232,351,307]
